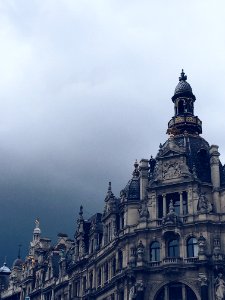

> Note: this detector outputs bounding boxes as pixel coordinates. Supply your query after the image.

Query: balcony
[184,257,199,263]
[163,257,183,264]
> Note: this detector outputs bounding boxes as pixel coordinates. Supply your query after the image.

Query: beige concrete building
[1,70,225,300]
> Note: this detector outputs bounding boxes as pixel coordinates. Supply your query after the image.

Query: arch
[150,241,160,261]
[150,279,200,300]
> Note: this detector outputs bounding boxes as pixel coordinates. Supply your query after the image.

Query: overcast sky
[1,0,225,265]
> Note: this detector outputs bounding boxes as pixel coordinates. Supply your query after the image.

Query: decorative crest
[179,69,187,81]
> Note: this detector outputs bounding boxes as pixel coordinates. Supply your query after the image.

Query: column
[182,284,186,300]
[163,194,166,216]
[187,187,194,216]
[210,145,220,212]
[139,159,149,200]
[164,285,169,300]
[180,192,183,215]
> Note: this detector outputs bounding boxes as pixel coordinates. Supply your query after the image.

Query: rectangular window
[182,191,188,214]
[83,276,86,294]
[73,281,80,297]
[158,195,163,218]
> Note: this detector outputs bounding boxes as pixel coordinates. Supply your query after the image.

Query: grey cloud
[0,0,225,265]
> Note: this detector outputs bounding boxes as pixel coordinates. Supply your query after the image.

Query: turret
[167,70,202,136]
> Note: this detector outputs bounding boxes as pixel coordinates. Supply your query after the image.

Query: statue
[197,192,212,213]
[139,198,150,221]
[35,218,40,229]
[129,285,137,300]
[162,200,180,226]
[215,273,225,300]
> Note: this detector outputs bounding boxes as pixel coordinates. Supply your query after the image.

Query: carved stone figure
[197,192,212,213]
[198,235,206,255]
[129,285,137,300]
[163,161,181,180]
[215,273,225,300]
[162,200,180,226]
[137,240,145,263]
[198,273,208,286]
[139,198,150,221]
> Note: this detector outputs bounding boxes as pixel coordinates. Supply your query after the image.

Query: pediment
[159,138,185,158]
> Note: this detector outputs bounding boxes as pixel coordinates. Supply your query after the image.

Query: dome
[123,177,140,200]
[174,80,192,95]
[33,227,41,234]
[121,161,140,201]
[172,70,195,102]
[0,263,11,274]
[13,258,23,268]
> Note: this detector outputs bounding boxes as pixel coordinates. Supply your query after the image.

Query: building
[1,70,225,300]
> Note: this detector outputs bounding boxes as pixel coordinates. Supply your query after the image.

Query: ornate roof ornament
[179,69,187,81]
[132,160,140,177]
[105,181,115,202]
[33,218,41,234]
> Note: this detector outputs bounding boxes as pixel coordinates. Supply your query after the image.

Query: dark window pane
[150,241,160,261]
[168,239,179,257]
[158,195,163,218]
[187,237,198,257]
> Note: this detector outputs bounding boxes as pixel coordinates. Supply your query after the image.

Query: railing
[149,261,161,267]
[184,257,199,263]
[163,257,183,264]
[157,220,162,226]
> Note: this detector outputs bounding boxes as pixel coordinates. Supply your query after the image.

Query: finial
[179,69,187,81]
[133,160,139,177]
[79,205,83,219]
[105,181,114,201]
[18,244,22,259]
[35,218,40,229]
[108,181,111,192]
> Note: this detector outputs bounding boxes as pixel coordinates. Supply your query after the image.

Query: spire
[79,205,83,220]
[33,218,41,235]
[105,181,114,202]
[179,69,187,81]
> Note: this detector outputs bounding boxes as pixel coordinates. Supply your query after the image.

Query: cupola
[167,70,202,136]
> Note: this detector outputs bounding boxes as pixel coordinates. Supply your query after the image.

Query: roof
[0,263,11,274]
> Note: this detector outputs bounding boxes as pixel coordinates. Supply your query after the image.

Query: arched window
[178,100,184,114]
[187,237,198,257]
[150,241,160,261]
[155,282,197,300]
[168,239,179,257]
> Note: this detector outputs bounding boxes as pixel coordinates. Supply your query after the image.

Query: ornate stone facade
[1,71,225,300]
